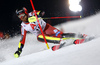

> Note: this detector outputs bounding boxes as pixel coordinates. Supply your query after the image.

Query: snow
[0,12,100,65]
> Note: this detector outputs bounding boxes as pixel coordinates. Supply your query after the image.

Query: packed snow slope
[0,12,100,65]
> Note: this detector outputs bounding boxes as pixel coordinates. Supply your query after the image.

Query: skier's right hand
[14,48,22,58]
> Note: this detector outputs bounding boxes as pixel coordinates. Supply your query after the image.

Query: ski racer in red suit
[14,7,85,58]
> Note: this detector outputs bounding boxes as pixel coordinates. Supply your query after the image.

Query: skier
[14,7,85,58]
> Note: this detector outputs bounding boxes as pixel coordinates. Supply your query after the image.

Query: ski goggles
[18,13,26,19]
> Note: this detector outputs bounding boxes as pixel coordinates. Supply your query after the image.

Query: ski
[51,38,85,51]
[51,35,95,51]
[52,42,66,51]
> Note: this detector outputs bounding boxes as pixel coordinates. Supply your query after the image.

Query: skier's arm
[29,10,45,17]
[36,10,45,17]
[28,10,45,23]
[18,26,26,49]
[14,26,27,58]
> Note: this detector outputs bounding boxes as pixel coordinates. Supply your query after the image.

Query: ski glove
[14,42,24,58]
[14,48,22,58]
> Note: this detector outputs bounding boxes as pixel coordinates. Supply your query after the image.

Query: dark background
[0,0,100,36]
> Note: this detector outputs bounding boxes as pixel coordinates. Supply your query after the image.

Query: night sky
[0,0,100,35]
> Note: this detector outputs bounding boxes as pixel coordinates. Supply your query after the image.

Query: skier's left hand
[14,48,22,58]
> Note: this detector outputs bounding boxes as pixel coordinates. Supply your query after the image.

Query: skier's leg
[43,23,63,38]
[37,34,61,44]
[61,33,85,44]
[61,33,84,38]
[37,23,64,44]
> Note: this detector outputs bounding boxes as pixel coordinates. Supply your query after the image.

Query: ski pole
[30,0,50,49]
[42,16,81,19]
